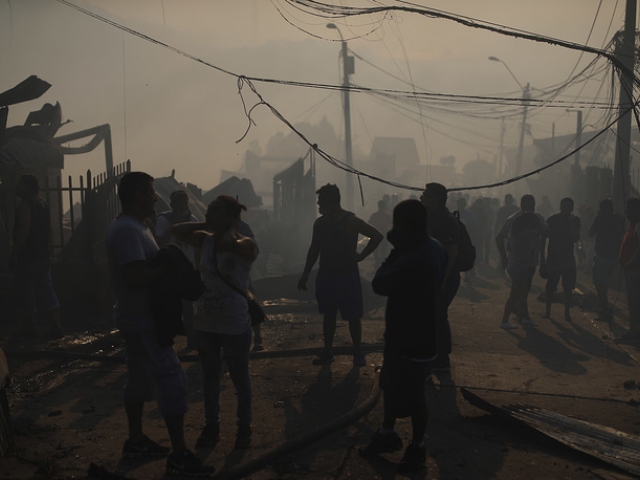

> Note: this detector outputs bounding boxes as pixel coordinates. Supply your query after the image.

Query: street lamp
[327,23,355,211]
[488,56,530,175]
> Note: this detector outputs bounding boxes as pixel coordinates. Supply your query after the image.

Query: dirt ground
[1,260,640,479]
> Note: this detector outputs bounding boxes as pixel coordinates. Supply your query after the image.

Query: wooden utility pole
[613,0,636,214]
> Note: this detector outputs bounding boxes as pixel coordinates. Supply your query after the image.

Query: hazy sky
[0,0,626,192]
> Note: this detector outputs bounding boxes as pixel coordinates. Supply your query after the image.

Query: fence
[42,160,130,263]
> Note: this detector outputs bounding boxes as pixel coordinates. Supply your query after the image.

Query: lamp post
[327,23,355,210]
[489,56,530,176]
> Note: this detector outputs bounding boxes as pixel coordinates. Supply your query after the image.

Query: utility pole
[498,117,505,177]
[327,23,355,211]
[341,40,355,211]
[515,83,530,175]
[568,110,584,204]
[613,0,636,215]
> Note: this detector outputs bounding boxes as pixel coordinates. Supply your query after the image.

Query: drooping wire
[54,0,633,194]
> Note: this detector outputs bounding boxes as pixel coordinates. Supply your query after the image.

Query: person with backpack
[420,182,464,373]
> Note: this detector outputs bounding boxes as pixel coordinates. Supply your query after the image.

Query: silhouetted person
[298,184,383,366]
[578,204,596,271]
[368,199,392,268]
[156,190,199,348]
[617,197,640,345]
[538,195,553,219]
[106,172,213,476]
[540,197,580,322]
[172,195,258,450]
[420,182,460,372]
[9,174,62,338]
[360,199,446,472]
[589,198,625,319]
[484,197,497,265]
[495,194,519,237]
[496,195,547,329]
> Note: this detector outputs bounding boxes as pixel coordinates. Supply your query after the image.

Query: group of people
[106,172,258,476]
[10,168,640,475]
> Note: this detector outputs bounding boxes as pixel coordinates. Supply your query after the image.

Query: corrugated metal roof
[462,388,640,477]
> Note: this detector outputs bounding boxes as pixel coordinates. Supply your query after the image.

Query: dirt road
[1,263,639,479]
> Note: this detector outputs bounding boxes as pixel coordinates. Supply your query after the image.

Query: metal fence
[42,160,130,263]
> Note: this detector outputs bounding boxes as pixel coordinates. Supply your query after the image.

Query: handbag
[212,242,267,327]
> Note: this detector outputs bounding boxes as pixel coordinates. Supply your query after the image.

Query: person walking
[297,184,383,367]
[172,195,258,449]
[106,172,213,477]
[359,199,446,472]
[540,197,581,322]
[496,195,547,329]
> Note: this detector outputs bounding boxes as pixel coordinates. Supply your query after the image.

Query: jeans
[13,257,60,315]
[197,327,252,427]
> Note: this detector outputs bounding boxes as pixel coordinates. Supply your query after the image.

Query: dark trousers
[436,272,460,361]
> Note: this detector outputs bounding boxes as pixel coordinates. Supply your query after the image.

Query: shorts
[315,270,363,321]
[506,264,536,290]
[592,255,618,287]
[545,264,576,293]
[121,329,188,416]
[380,352,428,418]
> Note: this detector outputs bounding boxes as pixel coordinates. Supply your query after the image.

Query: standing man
[540,197,581,322]
[156,190,199,348]
[589,197,625,319]
[9,174,62,338]
[297,184,383,366]
[617,197,640,344]
[420,182,460,372]
[360,200,446,471]
[106,172,213,476]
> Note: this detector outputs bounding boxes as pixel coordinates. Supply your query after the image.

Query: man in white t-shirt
[106,172,213,476]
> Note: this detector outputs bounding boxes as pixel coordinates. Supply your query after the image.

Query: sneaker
[353,351,366,367]
[500,322,518,330]
[398,442,426,472]
[312,349,334,365]
[45,327,64,339]
[122,435,170,458]
[252,343,265,352]
[521,318,539,328]
[234,425,252,449]
[166,450,214,477]
[358,430,403,457]
[196,424,220,447]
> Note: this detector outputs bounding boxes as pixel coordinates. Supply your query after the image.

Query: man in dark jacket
[359,199,446,472]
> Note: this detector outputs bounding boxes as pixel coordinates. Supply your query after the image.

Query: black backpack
[452,211,476,272]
